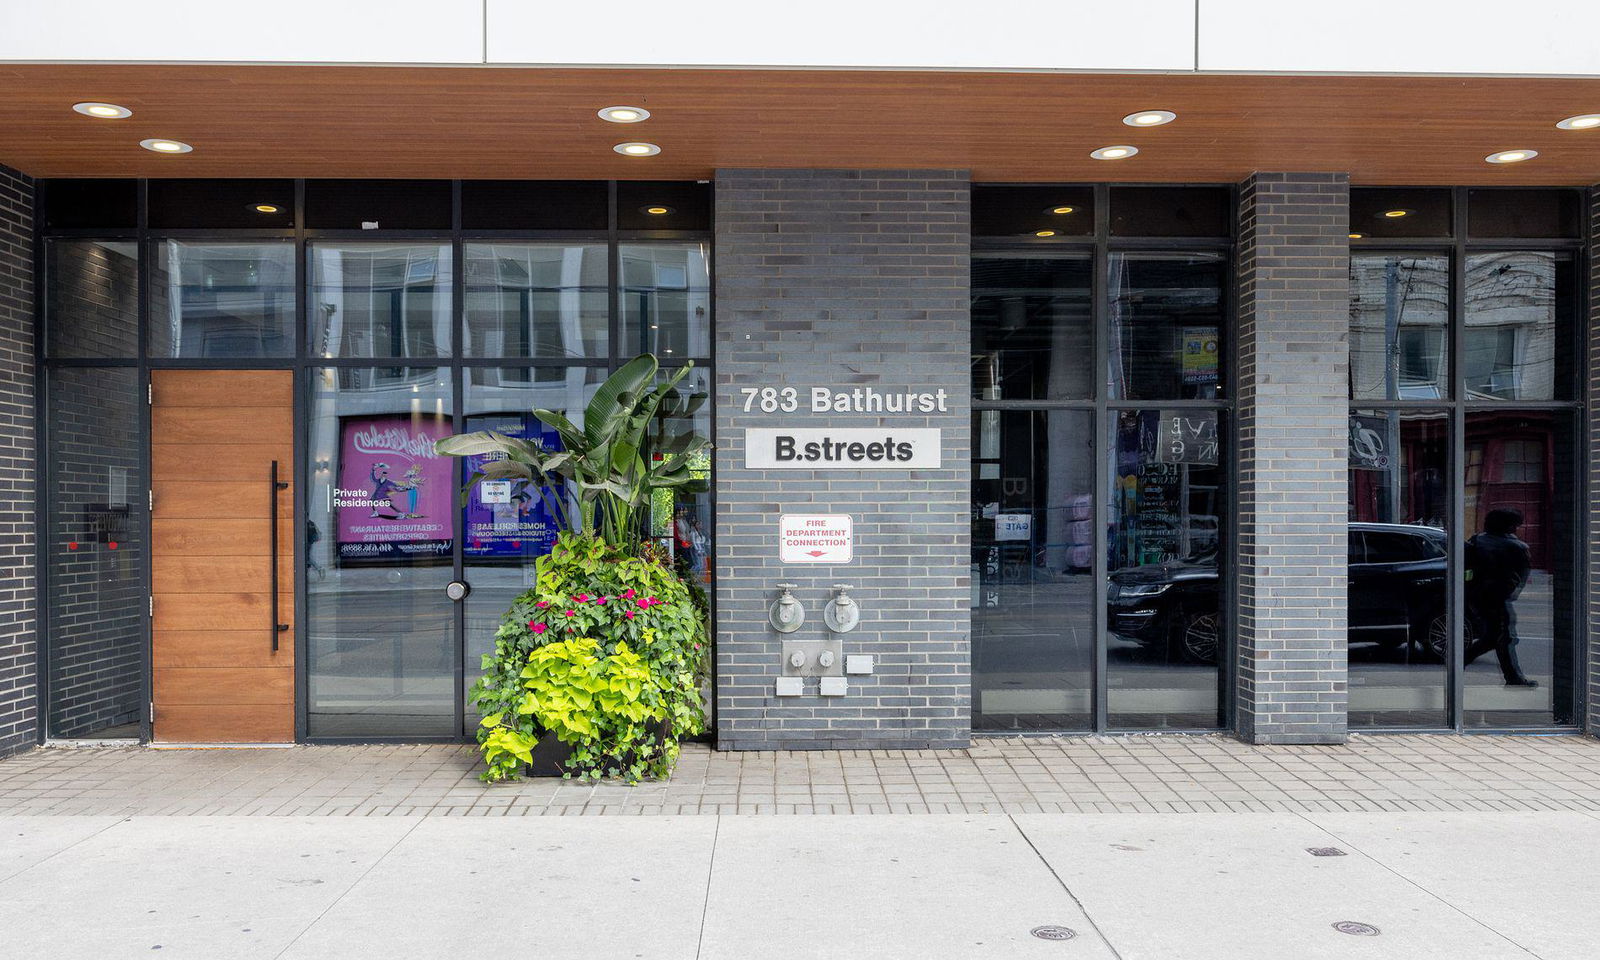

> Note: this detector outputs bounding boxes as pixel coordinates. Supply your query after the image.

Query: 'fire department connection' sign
[779,514,853,564]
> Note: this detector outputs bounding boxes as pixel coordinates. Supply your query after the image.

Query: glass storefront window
[46,240,139,358]
[618,243,711,360]
[461,366,604,723]
[971,256,1092,401]
[971,409,1095,731]
[647,366,713,589]
[1347,410,1450,727]
[305,367,457,737]
[151,241,295,357]
[1462,252,1574,401]
[1107,254,1226,401]
[309,243,452,359]
[1107,409,1223,729]
[46,367,145,738]
[1463,410,1575,727]
[1349,255,1449,400]
[464,243,609,359]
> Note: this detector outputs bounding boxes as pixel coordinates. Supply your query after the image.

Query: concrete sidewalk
[3,808,1594,959]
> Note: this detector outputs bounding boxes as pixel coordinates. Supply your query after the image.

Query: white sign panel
[478,480,512,504]
[746,428,942,469]
[995,514,1032,541]
[780,514,853,564]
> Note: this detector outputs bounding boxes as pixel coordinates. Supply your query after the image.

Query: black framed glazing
[970,182,1237,734]
[34,178,714,745]
[1347,186,1587,732]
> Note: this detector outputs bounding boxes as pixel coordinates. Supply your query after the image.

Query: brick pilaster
[1235,172,1351,744]
[712,170,971,750]
[0,164,37,758]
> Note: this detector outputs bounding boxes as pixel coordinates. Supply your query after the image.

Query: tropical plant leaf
[583,354,658,449]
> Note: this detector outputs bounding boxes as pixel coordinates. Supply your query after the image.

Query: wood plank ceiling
[1,64,1597,184]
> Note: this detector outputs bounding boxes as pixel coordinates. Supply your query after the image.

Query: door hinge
[148,489,154,512]
[149,702,155,724]
[148,596,154,617]
[147,382,153,405]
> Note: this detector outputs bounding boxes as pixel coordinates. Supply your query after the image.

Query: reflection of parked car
[1108,523,1455,664]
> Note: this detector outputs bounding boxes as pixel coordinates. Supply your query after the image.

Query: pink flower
[621,589,636,600]
[624,610,635,619]
[575,594,590,602]
[694,643,702,649]
[535,601,549,609]
[597,596,609,605]
[530,623,547,635]
[563,610,576,618]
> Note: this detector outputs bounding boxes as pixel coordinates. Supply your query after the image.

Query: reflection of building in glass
[1350,254,1560,401]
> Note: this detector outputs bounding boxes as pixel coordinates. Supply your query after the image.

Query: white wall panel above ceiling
[0,0,486,64]
[1199,0,1600,76]
[484,0,1199,71]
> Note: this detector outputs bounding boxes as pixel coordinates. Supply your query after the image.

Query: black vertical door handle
[270,460,290,651]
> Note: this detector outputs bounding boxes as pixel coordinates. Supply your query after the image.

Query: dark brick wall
[1588,187,1599,737]
[0,164,38,758]
[713,169,971,750]
[1235,172,1351,744]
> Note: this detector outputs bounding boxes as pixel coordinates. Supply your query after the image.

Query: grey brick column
[712,169,971,751]
[1587,186,1600,737]
[0,164,37,759]
[1235,172,1351,744]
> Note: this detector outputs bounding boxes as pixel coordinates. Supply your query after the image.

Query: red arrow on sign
[806,550,827,557]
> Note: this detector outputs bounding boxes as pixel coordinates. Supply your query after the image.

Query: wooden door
[150,370,294,742]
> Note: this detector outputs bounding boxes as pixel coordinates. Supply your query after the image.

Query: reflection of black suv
[1108,523,1452,664]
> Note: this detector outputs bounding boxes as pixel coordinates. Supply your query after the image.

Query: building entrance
[149,370,295,742]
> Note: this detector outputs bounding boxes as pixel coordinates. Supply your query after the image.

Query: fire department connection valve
[770,583,806,634]
[824,584,861,633]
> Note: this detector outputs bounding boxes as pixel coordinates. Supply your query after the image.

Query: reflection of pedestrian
[1464,508,1536,688]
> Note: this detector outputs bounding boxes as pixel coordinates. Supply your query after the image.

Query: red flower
[563,610,576,618]
[535,601,550,609]
[575,594,590,602]
[624,610,636,619]
[621,589,636,599]
[530,623,548,635]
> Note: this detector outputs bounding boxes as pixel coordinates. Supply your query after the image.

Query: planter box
[525,732,574,778]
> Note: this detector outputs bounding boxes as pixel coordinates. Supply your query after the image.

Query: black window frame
[971,182,1238,734]
[1347,185,1587,732]
[34,178,715,746]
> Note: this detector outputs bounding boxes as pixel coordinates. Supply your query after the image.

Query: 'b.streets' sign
[742,386,946,470]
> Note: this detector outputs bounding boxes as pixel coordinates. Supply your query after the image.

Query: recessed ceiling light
[1045,205,1076,215]
[599,106,650,123]
[614,141,661,157]
[1556,114,1600,130]
[140,138,192,154]
[1090,145,1138,160]
[1123,110,1176,127]
[641,205,674,215]
[72,101,131,119]
[1034,230,1057,237]
[1349,233,1364,239]
[249,203,282,214]
[1379,209,1412,219]
[1485,149,1537,164]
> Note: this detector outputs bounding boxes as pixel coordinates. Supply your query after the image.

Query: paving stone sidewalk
[3,733,1599,816]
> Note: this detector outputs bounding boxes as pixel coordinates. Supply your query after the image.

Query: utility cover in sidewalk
[1306,847,1347,857]
[1030,926,1077,941]
[1332,921,1380,936]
